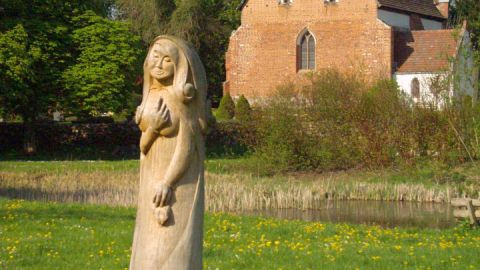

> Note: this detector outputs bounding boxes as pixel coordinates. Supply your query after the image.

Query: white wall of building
[394,72,451,105]
[378,10,410,29]
[395,31,478,106]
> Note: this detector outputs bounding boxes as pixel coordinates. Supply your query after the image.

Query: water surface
[235,200,456,229]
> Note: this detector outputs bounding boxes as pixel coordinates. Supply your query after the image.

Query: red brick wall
[224,0,393,99]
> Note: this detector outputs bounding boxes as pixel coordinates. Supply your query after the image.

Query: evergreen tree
[234,95,252,122]
[216,92,235,120]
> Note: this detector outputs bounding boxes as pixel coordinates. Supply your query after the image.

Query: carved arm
[162,122,195,188]
[140,127,158,155]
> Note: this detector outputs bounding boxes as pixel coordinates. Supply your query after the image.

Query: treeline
[0,0,241,153]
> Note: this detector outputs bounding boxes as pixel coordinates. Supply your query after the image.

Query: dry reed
[1,170,477,211]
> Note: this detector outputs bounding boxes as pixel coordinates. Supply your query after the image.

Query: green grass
[0,156,255,173]
[0,160,138,174]
[1,157,478,187]
[1,198,479,270]
[0,156,263,175]
[0,199,134,269]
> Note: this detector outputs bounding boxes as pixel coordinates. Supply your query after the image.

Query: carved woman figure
[130,36,207,270]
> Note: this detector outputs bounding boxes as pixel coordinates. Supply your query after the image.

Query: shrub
[253,82,320,172]
[206,121,257,157]
[234,95,252,122]
[253,69,479,174]
[216,92,235,120]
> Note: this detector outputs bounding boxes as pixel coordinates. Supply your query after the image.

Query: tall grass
[0,171,137,206]
[1,165,478,210]
[206,172,478,211]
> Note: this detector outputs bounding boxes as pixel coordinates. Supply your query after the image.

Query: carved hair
[136,36,207,132]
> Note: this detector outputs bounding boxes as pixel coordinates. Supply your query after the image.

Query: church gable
[239,0,379,25]
[225,0,392,99]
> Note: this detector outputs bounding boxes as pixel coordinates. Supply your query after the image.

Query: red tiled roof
[394,29,457,73]
[378,0,445,19]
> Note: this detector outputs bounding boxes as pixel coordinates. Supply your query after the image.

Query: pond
[235,200,457,229]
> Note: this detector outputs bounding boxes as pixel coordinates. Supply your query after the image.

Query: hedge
[0,121,256,156]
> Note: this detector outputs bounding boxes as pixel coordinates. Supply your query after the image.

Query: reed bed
[0,171,137,207]
[206,173,475,211]
[1,169,477,211]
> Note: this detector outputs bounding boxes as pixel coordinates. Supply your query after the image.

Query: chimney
[409,14,425,30]
[435,0,449,19]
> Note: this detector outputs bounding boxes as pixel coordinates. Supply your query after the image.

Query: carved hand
[151,98,170,133]
[153,182,172,208]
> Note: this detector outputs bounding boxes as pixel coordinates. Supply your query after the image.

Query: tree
[216,91,235,120]
[234,94,252,122]
[167,0,205,49]
[195,0,242,105]
[0,0,117,154]
[0,25,40,153]
[453,0,480,95]
[115,0,175,44]
[62,11,143,117]
[454,0,480,50]
[115,0,242,104]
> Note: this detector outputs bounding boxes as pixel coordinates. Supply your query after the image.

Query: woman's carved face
[148,43,176,82]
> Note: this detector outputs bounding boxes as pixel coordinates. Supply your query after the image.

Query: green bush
[206,121,257,158]
[253,69,479,174]
[234,95,252,122]
[216,92,235,120]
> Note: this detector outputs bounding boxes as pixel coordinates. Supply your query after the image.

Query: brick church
[223,0,477,103]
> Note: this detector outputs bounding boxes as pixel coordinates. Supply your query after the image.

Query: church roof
[378,0,445,20]
[394,29,457,73]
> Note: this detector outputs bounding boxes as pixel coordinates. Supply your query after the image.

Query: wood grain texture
[130,36,207,270]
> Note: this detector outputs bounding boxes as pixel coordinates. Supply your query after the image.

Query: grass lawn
[0,159,139,173]
[1,198,479,270]
[1,157,479,186]
[0,156,255,175]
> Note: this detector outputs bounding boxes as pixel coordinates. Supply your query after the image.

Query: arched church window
[298,31,315,70]
[411,78,420,100]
